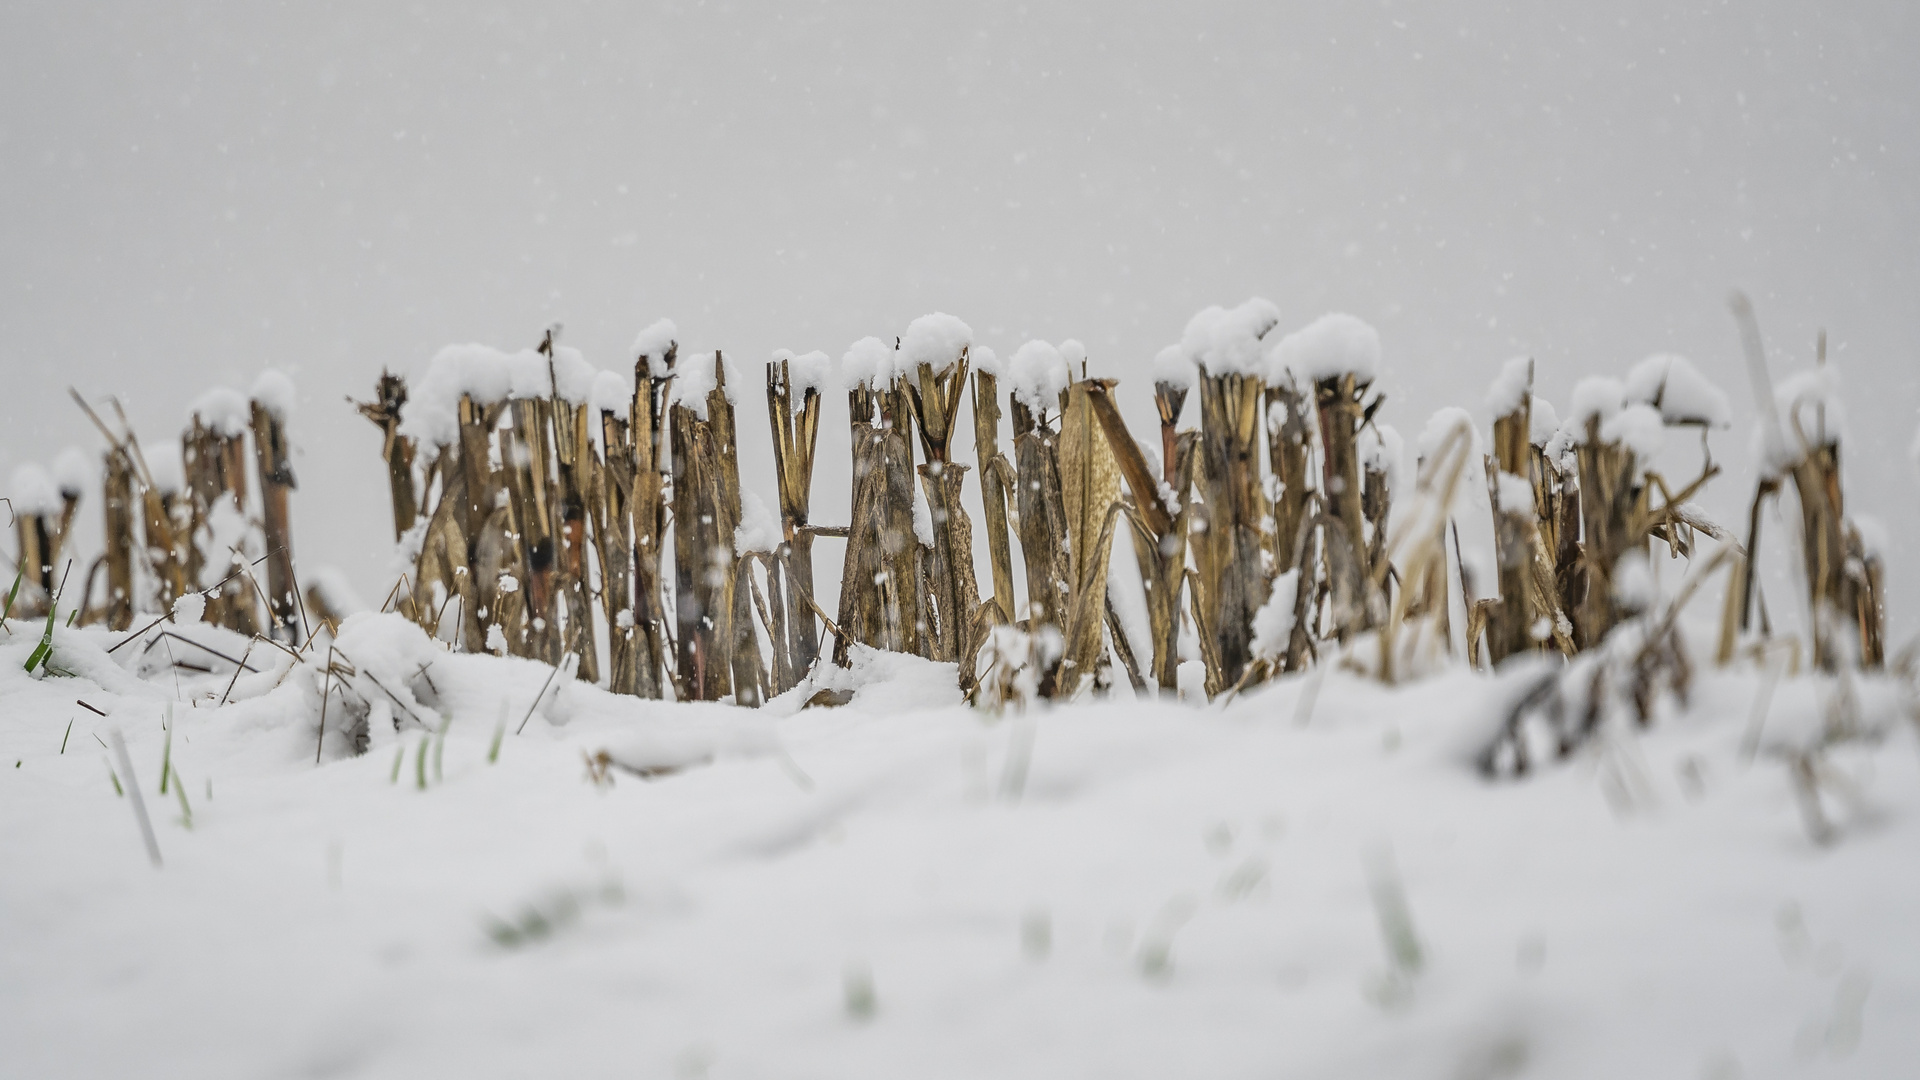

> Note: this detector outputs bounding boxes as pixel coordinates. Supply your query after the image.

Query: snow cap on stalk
[589,369,634,417]
[1009,339,1072,414]
[1058,338,1088,376]
[841,336,895,392]
[776,349,834,394]
[1528,396,1561,447]
[145,450,185,494]
[1180,298,1281,376]
[735,491,781,554]
[1271,312,1380,385]
[900,313,972,374]
[1601,403,1666,458]
[6,464,61,516]
[1152,344,1196,391]
[1625,353,1731,428]
[250,370,297,421]
[544,345,598,405]
[399,344,513,447]
[52,447,92,498]
[632,318,678,361]
[669,351,742,420]
[1485,357,1534,418]
[970,344,1002,378]
[189,387,252,438]
[1567,376,1626,432]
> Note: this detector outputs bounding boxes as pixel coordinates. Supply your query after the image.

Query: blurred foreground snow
[1,613,1916,1078]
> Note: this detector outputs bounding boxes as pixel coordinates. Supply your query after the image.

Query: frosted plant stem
[108,728,161,867]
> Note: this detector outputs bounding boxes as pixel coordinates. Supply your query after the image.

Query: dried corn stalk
[767,357,823,691]
[1190,365,1269,695]
[249,398,299,643]
[907,347,980,685]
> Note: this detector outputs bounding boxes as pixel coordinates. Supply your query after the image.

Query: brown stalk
[1191,365,1269,695]
[352,371,419,542]
[767,359,823,690]
[630,343,674,698]
[972,369,1017,625]
[249,399,299,644]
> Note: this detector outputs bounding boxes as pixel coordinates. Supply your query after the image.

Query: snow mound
[1272,312,1380,385]
[631,318,678,361]
[900,312,972,374]
[1009,339,1072,414]
[7,463,62,516]
[189,387,253,437]
[1625,353,1732,428]
[249,370,297,421]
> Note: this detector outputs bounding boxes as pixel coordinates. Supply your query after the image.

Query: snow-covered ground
[2,613,1916,1079]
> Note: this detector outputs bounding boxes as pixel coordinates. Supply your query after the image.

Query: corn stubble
[22,297,1892,791]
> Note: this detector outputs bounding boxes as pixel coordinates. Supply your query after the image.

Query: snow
[1485,357,1533,418]
[1178,299,1281,377]
[590,369,634,417]
[1625,353,1732,429]
[1359,423,1405,496]
[842,336,896,392]
[3,614,1917,1077]
[188,387,253,438]
[144,449,185,494]
[669,351,743,420]
[1416,407,1480,465]
[632,318,678,361]
[170,589,206,624]
[777,349,835,395]
[1271,313,1381,385]
[1528,396,1561,448]
[1494,471,1534,514]
[1610,550,1655,611]
[1249,569,1299,662]
[1009,340,1072,414]
[1567,377,1625,429]
[399,344,515,447]
[51,447,92,498]
[7,463,62,516]
[911,480,935,546]
[1769,366,1848,463]
[970,344,1003,379]
[1601,403,1666,459]
[1151,344,1196,391]
[1058,338,1087,377]
[546,345,599,405]
[249,370,297,421]
[900,313,973,374]
[736,491,782,554]
[1853,514,1889,561]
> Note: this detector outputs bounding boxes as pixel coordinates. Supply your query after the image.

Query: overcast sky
[3,1,1915,638]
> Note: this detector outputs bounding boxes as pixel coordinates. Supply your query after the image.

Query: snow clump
[670,351,743,420]
[590,369,634,417]
[1250,570,1300,663]
[1568,376,1627,431]
[1625,353,1732,428]
[189,387,253,437]
[1151,344,1196,391]
[1179,299,1281,376]
[51,448,92,498]
[250,370,297,421]
[6,464,62,516]
[1009,340,1072,414]
[900,313,972,374]
[1602,403,1666,458]
[632,318,678,361]
[970,344,1002,379]
[1485,357,1534,417]
[773,349,834,394]
[841,337,896,392]
[735,492,781,554]
[145,450,185,494]
[1272,312,1380,385]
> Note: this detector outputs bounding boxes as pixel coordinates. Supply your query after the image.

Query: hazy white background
[3,2,1915,638]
